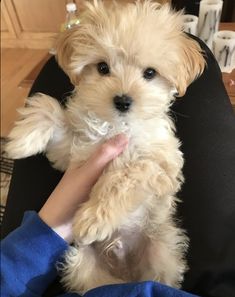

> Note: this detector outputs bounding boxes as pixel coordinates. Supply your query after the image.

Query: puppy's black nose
[113,94,133,112]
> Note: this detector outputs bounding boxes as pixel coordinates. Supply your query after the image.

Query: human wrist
[52,223,73,243]
[38,209,74,243]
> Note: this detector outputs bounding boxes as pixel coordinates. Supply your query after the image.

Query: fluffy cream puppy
[6,0,205,294]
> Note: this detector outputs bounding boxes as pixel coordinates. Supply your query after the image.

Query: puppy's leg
[61,245,124,294]
[73,162,155,245]
[139,223,188,288]
[6,93,66,159]
[73,154,183,245]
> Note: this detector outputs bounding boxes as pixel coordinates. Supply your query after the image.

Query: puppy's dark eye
[97,62,110,75]
[143,68,156,80]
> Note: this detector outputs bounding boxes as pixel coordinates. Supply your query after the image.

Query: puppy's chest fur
[46,106,178,171]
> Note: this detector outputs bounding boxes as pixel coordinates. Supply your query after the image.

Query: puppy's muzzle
[113,94,133,112]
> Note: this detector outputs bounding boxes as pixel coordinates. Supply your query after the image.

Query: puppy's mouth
[117,110,130,117]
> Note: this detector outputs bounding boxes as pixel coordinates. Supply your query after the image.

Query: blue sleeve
[84,282,200,297]
[1,211,68,297]
[1,212,199,297]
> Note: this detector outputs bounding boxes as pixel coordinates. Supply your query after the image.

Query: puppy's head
[56,0,205,123]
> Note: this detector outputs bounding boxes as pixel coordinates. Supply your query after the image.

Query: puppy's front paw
[73,207,112,245]
[6,94,65,159]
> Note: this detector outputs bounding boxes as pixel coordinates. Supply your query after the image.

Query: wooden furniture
[219,23,235,107]
[0,0,133,49]
[1,0,82,49]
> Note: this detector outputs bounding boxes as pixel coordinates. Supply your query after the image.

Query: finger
[82,134,128,181]
[89,133,128,165]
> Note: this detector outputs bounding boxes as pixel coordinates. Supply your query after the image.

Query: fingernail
[113,134,128,147]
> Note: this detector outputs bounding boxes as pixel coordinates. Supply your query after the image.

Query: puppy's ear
[150,4,206,97]
[55,0,106,85]
[169,35,205,97]
[55,27,87,85]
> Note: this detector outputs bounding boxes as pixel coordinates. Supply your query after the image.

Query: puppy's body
[6,0,205,294]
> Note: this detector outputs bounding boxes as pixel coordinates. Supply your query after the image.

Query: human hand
[38,134,128,243]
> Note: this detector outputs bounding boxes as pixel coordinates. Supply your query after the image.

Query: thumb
[82,134,129,182]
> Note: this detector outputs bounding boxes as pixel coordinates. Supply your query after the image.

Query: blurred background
[172,0,235,21]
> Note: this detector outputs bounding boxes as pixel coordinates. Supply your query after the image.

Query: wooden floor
[1,48,48,137]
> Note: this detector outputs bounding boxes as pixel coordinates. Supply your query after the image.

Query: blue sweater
[1,211,199,297]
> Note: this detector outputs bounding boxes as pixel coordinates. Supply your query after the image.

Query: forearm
[1,211,68,297]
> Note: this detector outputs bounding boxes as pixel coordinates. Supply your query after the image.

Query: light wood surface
[1,1,17,39]
[1,0,67,49]
[19,53,51,88]
[1,48,48,137]
[1,10,8,32]
[219,22,235,31]
[223,71,235,106]
[219,23,235,107]
[12,0,67,33]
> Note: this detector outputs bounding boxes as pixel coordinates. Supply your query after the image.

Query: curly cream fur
[6,0,205,294]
